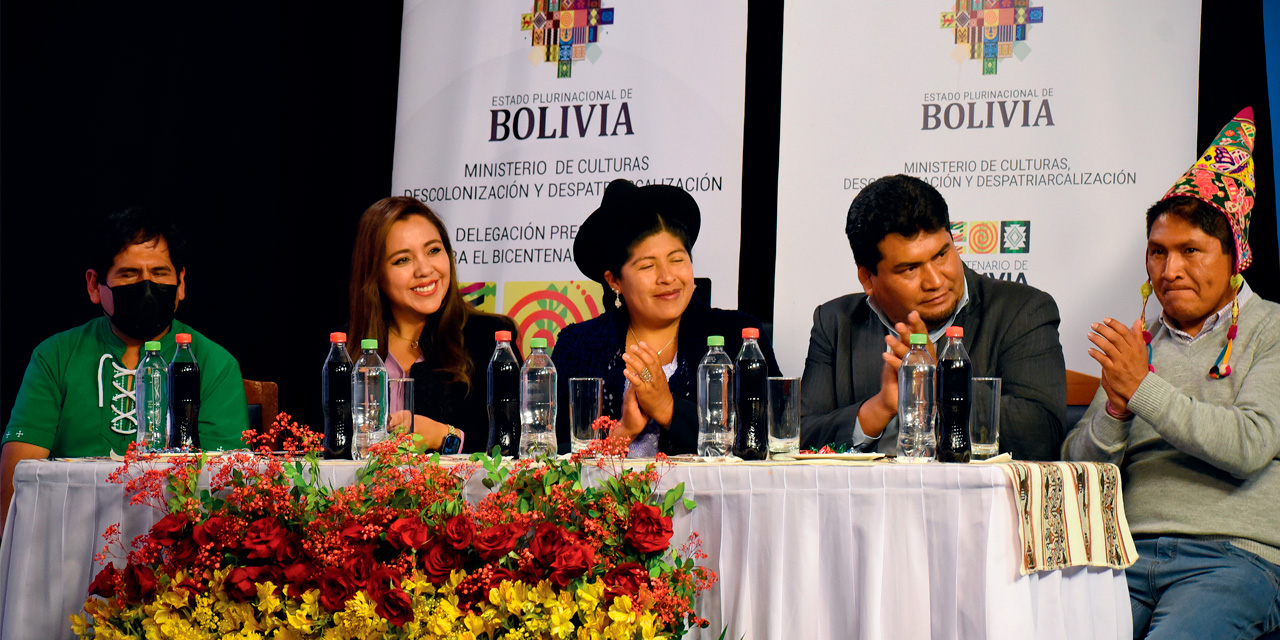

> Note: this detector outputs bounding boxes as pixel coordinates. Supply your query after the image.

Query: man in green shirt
[1,208,248,529]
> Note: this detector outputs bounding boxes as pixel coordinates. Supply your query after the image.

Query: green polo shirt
[3,317,249,456]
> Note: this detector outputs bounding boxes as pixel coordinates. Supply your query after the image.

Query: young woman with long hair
[348,196,518,452]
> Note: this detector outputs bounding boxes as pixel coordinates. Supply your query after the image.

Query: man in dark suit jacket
[800,175,1066,460]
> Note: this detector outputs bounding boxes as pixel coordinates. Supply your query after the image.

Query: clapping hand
[1087,317,1149,416]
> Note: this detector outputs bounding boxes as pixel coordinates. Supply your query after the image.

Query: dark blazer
[409,312,520,454]
[552,298,782,454]
[800,266,1067,461]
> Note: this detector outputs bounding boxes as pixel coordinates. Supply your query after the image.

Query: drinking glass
[388,377,414,444]
[569,377,604,453]
[767,377,802,459]
[969,377,1001,460]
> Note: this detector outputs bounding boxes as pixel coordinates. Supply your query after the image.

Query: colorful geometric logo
[503,280,605,357]
[951,220,1032,254]
[950,222,968,254]
[967,221,1000,254]
[458,282,497,313]
[940,0,1043,75]
[1000,221,1030,253]
[521,0,614,79]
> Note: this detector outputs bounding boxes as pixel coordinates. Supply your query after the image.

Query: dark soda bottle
[168,333,202,449]
[733,327,768,460]
[937,326,972,463]
[322,332,354,459]
[487,330,521,456]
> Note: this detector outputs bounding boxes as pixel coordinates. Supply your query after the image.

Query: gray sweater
[1062,294,1280,564]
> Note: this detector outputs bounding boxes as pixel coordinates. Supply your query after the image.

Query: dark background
[3,3,1277,431]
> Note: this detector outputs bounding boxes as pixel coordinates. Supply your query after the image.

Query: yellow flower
[608,596,636,625]
[549,603,576,638]
[575,580,604,616]
[71,614,89,637]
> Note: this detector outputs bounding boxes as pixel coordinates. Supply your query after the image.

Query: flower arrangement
[74,414,717,639]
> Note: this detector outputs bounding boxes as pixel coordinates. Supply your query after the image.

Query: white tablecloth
[0,459,1131,639]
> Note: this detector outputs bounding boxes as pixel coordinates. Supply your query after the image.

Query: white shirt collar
[1157,279,1253,345]
[867,277,971,344]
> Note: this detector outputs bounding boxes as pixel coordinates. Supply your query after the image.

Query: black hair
[90,207,188,277]
[845,174,950,274]
[603,213,693,281]
[1145,195,1236,270]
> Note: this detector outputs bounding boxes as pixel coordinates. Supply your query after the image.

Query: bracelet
[1104,402,1134,421]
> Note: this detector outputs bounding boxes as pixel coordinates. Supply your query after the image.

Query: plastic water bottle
[697,336,735,457]
[518,337,557,458]
[135,341,168,452]
[168,333,201,449]
[487,330,521,456]
[937,326,972,463]
[351,338,388,459]
[322,332,354,459]
[897,333,937,462]
[733,328,767,460]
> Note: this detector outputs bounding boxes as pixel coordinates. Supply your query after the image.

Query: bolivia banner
[773,0,1200,376]
[392,0,748,355]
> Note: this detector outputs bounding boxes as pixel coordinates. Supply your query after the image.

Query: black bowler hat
[573,179,701,284]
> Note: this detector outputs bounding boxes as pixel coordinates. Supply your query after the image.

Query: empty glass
[969,377,1001,460]
[569,377,604,453]
[767,377,801,459]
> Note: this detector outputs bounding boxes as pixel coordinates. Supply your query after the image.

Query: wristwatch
[440,425,463,454]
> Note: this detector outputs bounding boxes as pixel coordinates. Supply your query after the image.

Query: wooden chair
[243,379,279,431]
[1065,370,1101,406]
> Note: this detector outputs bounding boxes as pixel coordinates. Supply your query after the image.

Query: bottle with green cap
[351,338,388,459]
[518,337,557,458]
[897,333,937,462]
[135,341,169,452]
[697,335,735,457]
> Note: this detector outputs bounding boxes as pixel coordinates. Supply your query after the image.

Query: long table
[0,458,1131,639]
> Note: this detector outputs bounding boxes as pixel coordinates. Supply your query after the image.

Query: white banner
[393,0,747,353]
[774,0,1200,376]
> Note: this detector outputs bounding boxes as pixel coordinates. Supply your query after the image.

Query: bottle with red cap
[734,327,768,460]
[937,326,972,463]
[322,332,354,459]
[487,330,521,456]
[168,333,202,449]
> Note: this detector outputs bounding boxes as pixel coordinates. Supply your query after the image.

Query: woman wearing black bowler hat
[552,179,782,455]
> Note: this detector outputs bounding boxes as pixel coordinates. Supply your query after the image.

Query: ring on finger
[640,367,653,383]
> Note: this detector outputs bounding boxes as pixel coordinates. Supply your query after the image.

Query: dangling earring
[1139,281,1154,372]
[614,290,622,309]
[1210,273,1245,379]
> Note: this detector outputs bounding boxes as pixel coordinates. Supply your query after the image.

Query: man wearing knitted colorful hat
[1064,108,1280,638]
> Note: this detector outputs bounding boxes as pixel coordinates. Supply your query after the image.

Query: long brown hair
[348,197,475,387]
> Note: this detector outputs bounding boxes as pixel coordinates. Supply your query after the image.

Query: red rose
[173,576,207,596]
[342,550,376,586]
[168,537,199,567]
[529,522,568,568]
[549,542,595,588]
[119,561,158,601]
[148,513,188,546]
[485,566,517,592]
[473,523,523,562]
[375,587,415,626]
[225,565,275,602]
[276,532,304,565]
[421,541,463,583]
[193,516,235,549]
[365,566,402,599]
[242,517,288,560]
[624,503,673,553]
[603,562,650,600]
[386,517,431,551]
[442,514,475,550]
[281,560,317,593]
[87,564,120,598]
[318,567,357,611]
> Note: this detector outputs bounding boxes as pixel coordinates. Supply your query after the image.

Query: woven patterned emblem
[521,2,614,78]
[942,0,1043,74]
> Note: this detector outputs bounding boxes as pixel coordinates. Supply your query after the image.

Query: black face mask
[104,280,179,341]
